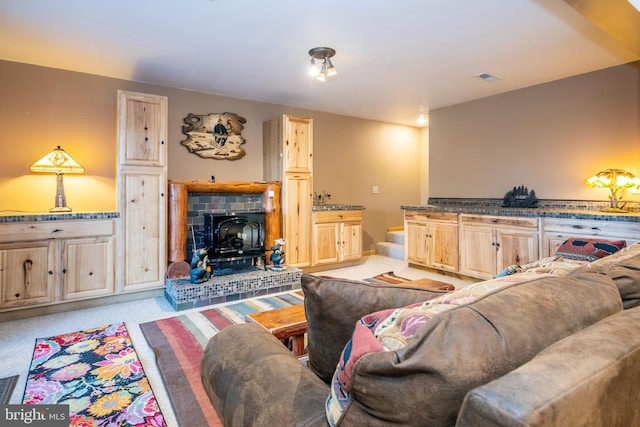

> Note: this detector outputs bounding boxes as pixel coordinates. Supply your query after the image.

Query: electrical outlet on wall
[372,185,379,194]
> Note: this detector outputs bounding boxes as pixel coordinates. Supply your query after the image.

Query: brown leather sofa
[201,256,640,426]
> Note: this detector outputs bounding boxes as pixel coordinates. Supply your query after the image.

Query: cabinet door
[497,229,539,271]
[341,222,362,262]
[283,116,313,174]
[459,225,495,279]
[282,174,312,267]
[63,236,115,300]
[313,222,339,265]
[121,169,166,290]
[406,221,428,265]
[430,222,458,272]
[0,241,54,309]
[117,91,168,167]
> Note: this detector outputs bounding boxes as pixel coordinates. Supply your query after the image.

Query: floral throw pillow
[325,271,552,425]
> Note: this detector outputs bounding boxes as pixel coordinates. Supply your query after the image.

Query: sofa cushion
[326,270,623,427]
[301,274,451,384]
[457,306,640,427]
[584,243,640,309]
[555,237,625,262]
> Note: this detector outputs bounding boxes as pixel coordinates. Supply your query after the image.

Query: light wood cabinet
[62,236,115,300]
[542,218,640,257]
[117,90,168,291]
[313,210,363,266]
[404,211,458,272]
[459,214,539,279]
[264,115,313,268]
[0,241,54,308]
[0,219,115,311]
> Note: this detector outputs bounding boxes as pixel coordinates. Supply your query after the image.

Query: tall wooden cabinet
[117,90,168,291]
[263,115,313,268]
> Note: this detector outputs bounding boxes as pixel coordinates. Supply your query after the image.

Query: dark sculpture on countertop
[502,185,539,208]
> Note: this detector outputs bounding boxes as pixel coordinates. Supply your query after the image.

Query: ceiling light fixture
[417,113,428,126]
[308,47,337,82]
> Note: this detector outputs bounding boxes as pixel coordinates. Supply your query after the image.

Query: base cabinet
[62,236,115,300]
[542,218,640,257]
[405,211,458,272]
[459,215,539,280]
[313,210,363,266]
[0,241,54,309]
[0,219,115,312]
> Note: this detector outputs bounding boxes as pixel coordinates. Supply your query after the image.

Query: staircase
[376,228,405,260]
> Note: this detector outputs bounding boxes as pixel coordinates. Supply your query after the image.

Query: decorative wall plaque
[180,112,246,160]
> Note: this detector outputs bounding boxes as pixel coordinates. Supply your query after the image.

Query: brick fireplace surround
[165,180,303,310]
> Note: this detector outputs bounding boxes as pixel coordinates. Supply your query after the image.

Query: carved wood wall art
[180,112,246,160]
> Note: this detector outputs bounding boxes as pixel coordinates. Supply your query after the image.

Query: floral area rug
[22,322,166,427]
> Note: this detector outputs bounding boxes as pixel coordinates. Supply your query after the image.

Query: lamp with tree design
[585,168,640,213]
[30,146,85,212]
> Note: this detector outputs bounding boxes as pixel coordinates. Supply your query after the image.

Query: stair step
[387,230,404,245]
[376,242,405,260]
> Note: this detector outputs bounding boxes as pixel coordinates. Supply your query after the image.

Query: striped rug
[140,291,305,427]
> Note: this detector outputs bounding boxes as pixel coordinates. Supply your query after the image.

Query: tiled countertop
[401,203,640,223]
[0,212,119,223]
[313,204,365,211]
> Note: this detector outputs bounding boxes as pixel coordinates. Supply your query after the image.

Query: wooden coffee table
[246,304,307,356]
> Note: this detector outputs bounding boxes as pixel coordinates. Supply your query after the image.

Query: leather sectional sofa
[201,244,640,426]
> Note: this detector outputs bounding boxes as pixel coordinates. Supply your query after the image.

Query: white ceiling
[0,0,638,127]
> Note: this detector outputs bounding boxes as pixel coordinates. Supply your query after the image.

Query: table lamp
[585,168,640,213]
[30,146,85,212]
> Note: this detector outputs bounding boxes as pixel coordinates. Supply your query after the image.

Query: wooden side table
[246,304,307,356]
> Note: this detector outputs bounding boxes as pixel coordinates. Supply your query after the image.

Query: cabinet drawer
[461,214,538,229]
[542,218,640,244]
[314,210,363,223]
[0,219,116,243]
[404,211,458,222]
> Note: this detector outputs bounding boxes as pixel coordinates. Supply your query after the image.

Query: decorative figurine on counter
[269,238,286,271]
[190,248,212,283]
[502,185,539,208]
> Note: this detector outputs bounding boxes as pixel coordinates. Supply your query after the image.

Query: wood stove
[204,212,266,272]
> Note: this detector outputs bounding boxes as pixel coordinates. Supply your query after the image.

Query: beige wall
[0,60,421,251]
[429,61,640,201]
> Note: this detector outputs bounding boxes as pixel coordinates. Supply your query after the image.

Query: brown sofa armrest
[201,323,329,427]
[301,273,451,383]
[456,306,640,427]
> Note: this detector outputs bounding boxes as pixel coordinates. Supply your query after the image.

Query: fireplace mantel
[167,180,282,264]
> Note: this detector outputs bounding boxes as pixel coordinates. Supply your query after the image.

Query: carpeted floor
[0,255,467,426]
[0,375,18,404]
